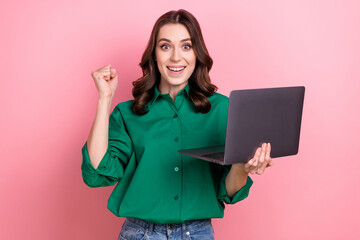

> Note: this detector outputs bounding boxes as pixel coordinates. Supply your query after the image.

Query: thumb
[110,68,117,78]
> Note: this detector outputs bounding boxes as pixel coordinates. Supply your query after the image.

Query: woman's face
[155,23,196,92]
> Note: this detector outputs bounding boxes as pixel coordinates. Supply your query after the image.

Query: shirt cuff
[81,142,119,187]
[81,142,110,172]
[218,168,253,205]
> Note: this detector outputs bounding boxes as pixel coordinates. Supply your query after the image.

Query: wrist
[232,163,250,175]
[226,165,249,198]
[98,94,113,102]
[97,95,113,114]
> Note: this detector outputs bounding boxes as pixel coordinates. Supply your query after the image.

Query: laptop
[178,86,305,165]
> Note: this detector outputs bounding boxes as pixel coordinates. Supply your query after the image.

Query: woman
[81,9,273,240]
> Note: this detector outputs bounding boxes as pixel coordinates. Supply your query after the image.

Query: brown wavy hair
[131,9,217,115]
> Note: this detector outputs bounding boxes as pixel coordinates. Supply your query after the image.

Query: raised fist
[91,64,118,98]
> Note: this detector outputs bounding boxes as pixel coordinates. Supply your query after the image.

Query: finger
[110,73,117,80]
[267,159,274,167]
[244,150,259,173]
[248,147,261,173]
[92,71,109,81]
[100,69,112,80]
[244,158,255,169]
[100,65,112,74]
[245,147,260,168]
[99,68,111,72]
[257,143,271,174]
[265,143,273,167]
[95,70,111,77]
[255,144,267,174]
[99,68,112,73]
[255,144,268,175]
[266,142,271,160]
[253,147,261,167]
[95,65,111,73]
[258,143,267,168]
[250,165,259,174]
[110,68,117,79]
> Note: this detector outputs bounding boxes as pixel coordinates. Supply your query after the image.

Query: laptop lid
[224,86,305,164]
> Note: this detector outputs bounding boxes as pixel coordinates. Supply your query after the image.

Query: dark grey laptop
[178,86,305,165]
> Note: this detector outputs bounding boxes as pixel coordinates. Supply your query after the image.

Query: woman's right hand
[91,64,118,98]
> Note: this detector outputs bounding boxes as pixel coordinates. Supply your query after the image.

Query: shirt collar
[146,83,190,110]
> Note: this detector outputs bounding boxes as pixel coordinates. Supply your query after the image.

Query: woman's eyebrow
[158,38,191,43]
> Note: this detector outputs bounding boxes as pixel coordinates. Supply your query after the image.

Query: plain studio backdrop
[1,0,359,239]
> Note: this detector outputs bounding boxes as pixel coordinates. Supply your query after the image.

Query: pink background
[1,0,359,239]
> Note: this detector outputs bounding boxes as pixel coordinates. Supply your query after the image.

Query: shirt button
[174,137,179,142]
[173,114,178,118]
[174,167,179,172]
[174,195,179,200]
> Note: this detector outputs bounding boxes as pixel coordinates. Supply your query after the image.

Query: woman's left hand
[225,143,274,197]
[235,142,274,175]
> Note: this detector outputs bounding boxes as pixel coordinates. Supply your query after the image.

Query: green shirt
[81,84,253,224]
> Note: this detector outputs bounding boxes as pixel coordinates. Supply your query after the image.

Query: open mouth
[167,66,186,72]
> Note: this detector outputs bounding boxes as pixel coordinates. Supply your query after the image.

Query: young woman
[81,9,273,240]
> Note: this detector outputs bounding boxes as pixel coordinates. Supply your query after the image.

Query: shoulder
[208,92,229,108]
[113,99,134,115]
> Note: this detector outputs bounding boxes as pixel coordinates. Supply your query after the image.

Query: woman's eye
[160,44,170,50]
[183,44,192,50]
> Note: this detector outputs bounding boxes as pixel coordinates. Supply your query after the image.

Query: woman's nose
[170,48,181,62]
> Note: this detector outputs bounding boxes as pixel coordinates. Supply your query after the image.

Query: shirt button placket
[172,110,180,143]
[171,107,181,206]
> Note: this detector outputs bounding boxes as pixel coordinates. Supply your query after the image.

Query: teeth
[168,66,185,72]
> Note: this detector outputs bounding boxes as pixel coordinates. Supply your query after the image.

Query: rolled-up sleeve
[217,165,253,204]
[81,104,133,188]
